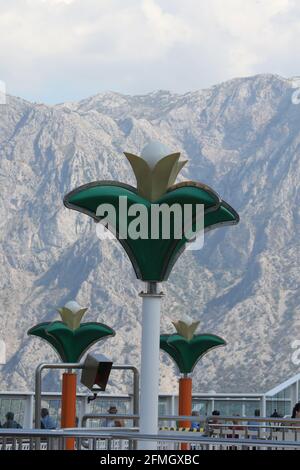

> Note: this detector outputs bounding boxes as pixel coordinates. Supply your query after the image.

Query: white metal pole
[25,394,34,428]
[139,282,163,450]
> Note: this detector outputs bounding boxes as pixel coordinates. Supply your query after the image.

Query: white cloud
[0,0,299,103]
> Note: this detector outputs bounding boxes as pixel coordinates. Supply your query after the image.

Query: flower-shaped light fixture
[160,316,226,439]
[63,142,239,282]
[28,301,115,448]
[62,141,239,449]
[28,301,115,363]
[160,316,226,375]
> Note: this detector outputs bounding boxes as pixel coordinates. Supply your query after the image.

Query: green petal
[46,322,115,363]
[163,334,226,374]
[164,199,239,280]
[27,322,67,361]
[64,181,238,281]
[160,334,186,372]
[204,200,240,232]
[28,322,115,363]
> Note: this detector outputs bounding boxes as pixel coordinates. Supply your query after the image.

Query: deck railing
[1,427,300,450]
[2,415,300,450]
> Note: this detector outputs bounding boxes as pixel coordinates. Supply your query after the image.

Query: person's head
[114,420,123,427]
[254,409,260,417]
[292,403,300,419]
[211,410,220,424]
[108,406,117,415]
[6,412,14,421]
[192,410,200,417]
[41,408,49,418]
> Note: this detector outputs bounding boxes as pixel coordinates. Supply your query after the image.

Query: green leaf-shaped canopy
[28,321,115,363]
[64,181,239,282]
[160,333,226,374]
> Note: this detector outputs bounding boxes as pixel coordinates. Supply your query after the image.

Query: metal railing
[35,363,139,430]
[1,427,300,451]
[2,413,300,450]
[1,389,295,428]
[81,412,300,427]
[80,413,300,448]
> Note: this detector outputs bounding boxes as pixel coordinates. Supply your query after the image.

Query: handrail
[35,363,139,431]
[81,413,300,425]
[35,363,84,432]
[159,415,300,424]
[0,428,300,449]
[108,365,139,428]
[82,414,140,426]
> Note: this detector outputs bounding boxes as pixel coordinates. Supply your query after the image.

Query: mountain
[0,73,299,394]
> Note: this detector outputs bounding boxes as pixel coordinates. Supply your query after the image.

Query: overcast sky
[1,0,300,104]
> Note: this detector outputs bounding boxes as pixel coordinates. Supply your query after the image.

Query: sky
[0,0,300,104]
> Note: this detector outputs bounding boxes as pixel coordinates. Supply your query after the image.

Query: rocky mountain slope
[0,73,299,394]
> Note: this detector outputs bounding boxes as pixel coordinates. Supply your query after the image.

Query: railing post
[24,394,34,428]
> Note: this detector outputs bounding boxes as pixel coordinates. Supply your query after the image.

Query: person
[2,412,22,429]
[292,403,300,418]
[105,405,124,427]
[227,414,244,439]
[41,408,56,429]
[211,410,220,421]
[271,409,279,418]
[248,409,261,434]
[205,410,220,436]
[191,410,200,431]
[291,402,300,423]
[268,408,282,433]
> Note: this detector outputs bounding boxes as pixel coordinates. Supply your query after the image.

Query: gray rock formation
[0,73,299,394]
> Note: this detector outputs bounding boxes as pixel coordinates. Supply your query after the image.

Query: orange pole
[61,372,77,450]
[178,376,192,450]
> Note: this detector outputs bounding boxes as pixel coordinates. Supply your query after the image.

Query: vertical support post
[24,394,34,428]
[178,376,192,427]
[242,400,246,417]
[132,367,140,428]
[261,395,267,418]
[35,365,43,431]
[261,395,267,436]
[178,375,192,450]
[35,363,83,450]
[61,372,77,450]
[139,282,163,450]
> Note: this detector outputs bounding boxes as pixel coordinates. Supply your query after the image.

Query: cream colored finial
[124,141,187,201]
[57,300,88,330]
[172,314,200,341]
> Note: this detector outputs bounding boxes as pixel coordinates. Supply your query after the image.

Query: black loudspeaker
[81,353,113,391]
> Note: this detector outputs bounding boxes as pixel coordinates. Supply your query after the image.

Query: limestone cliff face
[0,73,299,393]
